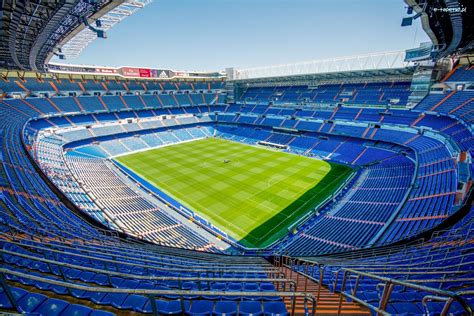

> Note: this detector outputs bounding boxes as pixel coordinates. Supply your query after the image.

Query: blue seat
[182,282,200,299]
[425,301,466,316]
[90,291,109,304]
[10,287,28,301]
[214,301,237,315]
[107,292,129,309]
[121,294,147,311]
[34,298,69,316]
[226,283,243,300]
[110,277,125,288]
[390,292,411,302]
[51,284,69,295]
[260,283,276,291]
[187,300,214,315]
[263,302,289,316]
[240,301,263,316]
[79,271,96,282]
[70,289,90,299]
[142,299,187,314]
[17,292,48,313]
[153,284,179,300]
[210,283,226,291]
[33,279,53,291]
[90,310,116,316]
[386,302,424,315]
[359,291,379,303]
[64,268,81,279]
[242,283,261,301]
[243,283,259,291]
[203,283,226,300]
[0,288,13,309]
[60,304,93,316]
[137,282,155,290]
[92,274,109,286]
[120,280,139,289]
[227,283,242,291]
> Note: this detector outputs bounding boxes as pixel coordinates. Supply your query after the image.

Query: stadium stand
[0,0,473,314]
[239,81,411,106]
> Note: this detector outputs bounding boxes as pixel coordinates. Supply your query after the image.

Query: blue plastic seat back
[17,292,48,313]
[188,300,214,315]
[0,289,13,309]
[240,301,263,315]
[34,298,69,316]
[121,294,147,311]
[60,304,93,316]
[214,301,237,315]
[90,310,116,316]
[227,283,242,291]
[243,283,259,291]
[158,299,187,315]
[263,301,289,316]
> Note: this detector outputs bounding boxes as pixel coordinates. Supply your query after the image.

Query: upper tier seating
[239,81,411,106]
[444,65,474,82]
[415,90,474,120]
[0,77,225,95]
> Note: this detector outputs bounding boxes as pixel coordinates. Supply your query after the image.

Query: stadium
[0,0,473,315]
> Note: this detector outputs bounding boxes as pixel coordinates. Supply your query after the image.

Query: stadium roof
[230,51,414,82]
[0,0,150,72]
[1,0,472,74]
[405,0,473,58]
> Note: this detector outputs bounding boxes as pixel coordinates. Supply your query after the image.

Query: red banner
[138,68,151,78]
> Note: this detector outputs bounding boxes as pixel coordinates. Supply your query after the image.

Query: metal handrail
[0,214,124,250]
[1,248,290,287]
[318,260,474,274]
[283,249,474,276]
[297,233,470,261]
[337,268,473,316]
[407,277,474,284]
[294,245,474,270]
[0,218,221,264]
[0,234,269,268]
[277,257,326,302]
[0,227,267,264]
[0,268,317,316]
[278,256,473,316]
[295,238,426,260]
[0,242,278,275]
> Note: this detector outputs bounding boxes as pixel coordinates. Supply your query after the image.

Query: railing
[338,269,472,316]
[276,256,473,316]
[0,210,123,248]
[0,235,262,271]
[279,241,473,273]
[0,268,316,316]
[0,221,264,265]
[0,248,293,295]
[0,240,278,275]
[294,245,474,272]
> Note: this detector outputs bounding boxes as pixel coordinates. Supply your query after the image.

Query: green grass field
[116,138,353,248]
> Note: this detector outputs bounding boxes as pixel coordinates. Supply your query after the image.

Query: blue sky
[54,0,429,71]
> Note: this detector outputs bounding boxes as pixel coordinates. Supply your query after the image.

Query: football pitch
[116,137,353,248]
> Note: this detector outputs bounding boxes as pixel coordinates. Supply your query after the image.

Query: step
[278,266,370,315]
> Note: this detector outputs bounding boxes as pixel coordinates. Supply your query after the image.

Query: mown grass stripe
[117,138,352,248]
